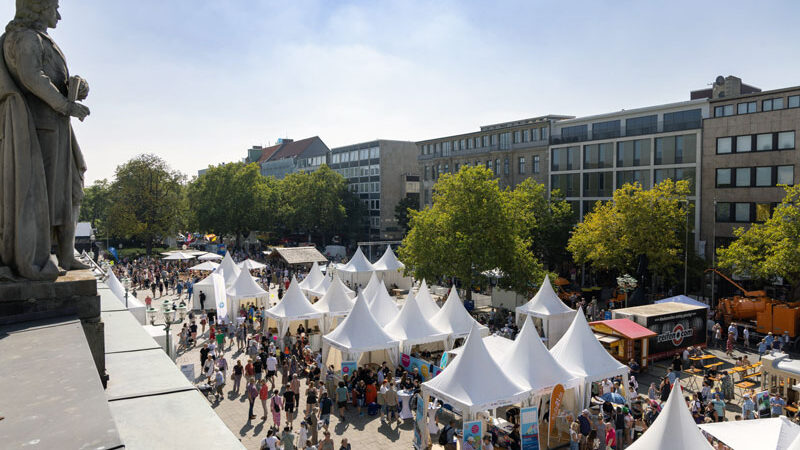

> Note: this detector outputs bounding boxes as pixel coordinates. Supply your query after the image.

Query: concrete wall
[378,140,419,240]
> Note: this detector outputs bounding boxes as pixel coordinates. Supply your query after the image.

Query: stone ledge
[0,270,99,324]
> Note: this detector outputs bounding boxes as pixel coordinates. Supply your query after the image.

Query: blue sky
[2,1,798,183]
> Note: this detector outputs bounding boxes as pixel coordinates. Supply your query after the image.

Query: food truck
[612,302,708,362]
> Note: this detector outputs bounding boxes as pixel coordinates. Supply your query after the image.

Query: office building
[246,137,330,179]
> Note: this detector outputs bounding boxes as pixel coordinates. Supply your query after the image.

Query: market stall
[415,279,441,318]
[238,259,266,271]
[385,290,448,355]
[550,307,630,409]
[444,334,513,367]
[334,247,374,289]
[361,271,382,304]
[226,269,269,313]
[365,278,400,327]
[263,277,324,339]
[612,302,708,362]
[588,319,657,369]
[312,273,355,333]
[429,287,488,350]
[193,272,226,313]
[299,261,325,294]
[372,245,412,291]
[213,252,241,287]
[699,416,800,450]
[761,352,800,403]
[321,292,400,376]
[628,383,712,449]
[515,275,576,349]
[189,261,219,271]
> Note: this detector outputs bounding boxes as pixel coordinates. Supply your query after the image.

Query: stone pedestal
[0,270,105,383]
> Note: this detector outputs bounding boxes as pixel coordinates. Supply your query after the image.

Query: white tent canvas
[193,272,225,314]
[361,271,382,304]
[238,259,267,271]
[213,252,241,287]
[313,274,356,333]
[107,271,146,325]
[385,289,448,354]
[416,280,441,318]
[515,275,576,348]
[264,277,323,338]
[699,416,800,450]
[422,323,529,417]
[163,251,195,260]
[429,287,488,349]
[336,247,374,289]
[189,261,219,271]
[550,306,629,407]
[299,262,325,292]
[322,293,400,372]
[372,246,412,290]
[227,270,269,311]
[366,279,400,327]
[629,383,712,450]
[789,433,800,450]
[500,316,580,393]
[446,335,513,361]
[198,253,223,261]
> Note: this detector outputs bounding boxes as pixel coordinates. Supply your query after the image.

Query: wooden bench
[704,362,724,369]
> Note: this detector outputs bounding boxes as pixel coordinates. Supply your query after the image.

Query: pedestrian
[307,407,319,445]
[259,380,270,420]
[247,378,258,420]
[742,393,756,420]
[199,290,206,310]
[771,393,787,418]
[440,419,457,450]
[232,360,243,393]
[272,389,284,429]
[743,327,750,348]
[712,322,722,349]
[266,352,278,387]
[339,438,351,450]
[260,428,280,450]
[281,426,296,450]
[305,385,318,416]
[568,422,580,450]
[298,421,309,448]
[284,382,297,428]
[318,431,334,450]
[726,333,735,357]
[319,392,333,432]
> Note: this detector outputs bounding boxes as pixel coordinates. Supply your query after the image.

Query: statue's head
[8,0,60,32]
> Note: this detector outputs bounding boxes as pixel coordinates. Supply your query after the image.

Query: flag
[108,247,119,261]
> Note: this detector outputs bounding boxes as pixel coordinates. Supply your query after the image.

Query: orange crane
[706,268,800,341]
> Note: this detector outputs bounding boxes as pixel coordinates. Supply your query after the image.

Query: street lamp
[147,300,188,361]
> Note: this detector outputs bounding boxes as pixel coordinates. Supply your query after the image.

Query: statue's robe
[0,27,85,280]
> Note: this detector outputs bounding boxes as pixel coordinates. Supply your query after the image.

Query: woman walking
[271,389,284,430]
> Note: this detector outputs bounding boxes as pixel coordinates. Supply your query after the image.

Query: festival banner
[439,352,449,369]
[341,361,357,377]
[520,406,540,450]
[463,420,483,450]
[400,353,443,380]
[413,393,428,449]
[212,273,228,322]
[549,384,565,445]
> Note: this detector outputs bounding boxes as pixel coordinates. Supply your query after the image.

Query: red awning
[589,319,657,340]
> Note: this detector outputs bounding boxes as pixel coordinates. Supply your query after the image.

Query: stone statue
[0,0,90,281]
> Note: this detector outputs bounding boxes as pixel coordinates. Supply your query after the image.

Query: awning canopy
[447,335,514,360]
[197,253,223,261]
[213,252,241,287]
[313,273,355,317]
[699,416,800,450]
[238,259,266,271]
[269,246,328,266]
[361,271,381,304]
[162,251,195,260]
[655,294,710,309]
[264,277,323,322]
[628,383,713,449]
[589,319,657,340]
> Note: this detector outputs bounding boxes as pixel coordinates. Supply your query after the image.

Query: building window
[495,159,500,176]
[736,136,752,152]
[487,160,493,173]
[560,125,588,143]
[551,174,580,197]
[779,131,795,149]
[735,168,752,187]
[591,120,621,140]
[655,134,696,165]
[531,128,540,141]
[424,166,429,180]
[714,105,734,117]
[663,109,702,131]
[491,135,498,146]
[716,137,732,154]
[583,172,613,197]
[551,146,580,171]
[518,157,526,174]
[617,139,651,167]
[778,165,795,185]
[716,168,732,188]
[503,158,509,175]
[715,202,731,222]
[654,167,696,193]
[541,128,548,141]
[735,203,750,222]
[757,133,773,151]
[625,115,658,136]
[790,96,800,108]
[513,131,521,144]
[454,163,460,172]
[755,203,772,222]
[737,102,756,114]
[500,133,511,150]
[763,98,784,111]
[755,166,772,187]
[533,155,540,173]
[483,135,489,147]
[523,130,530,142]
[617,170,650,189]
[584,143,614,169]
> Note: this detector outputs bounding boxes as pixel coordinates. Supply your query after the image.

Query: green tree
[398,166,544,299]
[567,179,692,275]
[394,194,419,233]
[106,154,187,254]
[188,162,278,245]
[79,178,112,238]
[279,165,348,245]
[505,179,575,269]
[717,184,800,299]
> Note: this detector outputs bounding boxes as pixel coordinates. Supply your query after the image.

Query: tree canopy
[279,165,348,244]
[79,178,112,238]
[106,154,187,253]
[717,184,800,298]
[394,194,419,233]
[398,166,545,297]
[567,179,692,275]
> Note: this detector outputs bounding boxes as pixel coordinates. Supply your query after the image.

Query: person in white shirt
[260,429,280,450]
[266,354,278,386]
[602,379,613,395]
[743,327,750,347]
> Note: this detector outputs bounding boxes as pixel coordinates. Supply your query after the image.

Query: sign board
[180,364,195,382]
[341,361,357,377]
[520,406,540,450]
[400,353,442,381]
[646,307,707,359]
[463,420,483,450]
[549,384,565,436]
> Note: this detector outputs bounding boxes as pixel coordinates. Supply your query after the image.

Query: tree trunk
[146,240,153,255]
[466,278,473,301]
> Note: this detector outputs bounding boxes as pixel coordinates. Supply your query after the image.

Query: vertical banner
[341,361,357,377]
[463,420,483,450]
[521,406,540,450]
[548,384,565,446]
[211,273,228,322]
[413,393,428,449]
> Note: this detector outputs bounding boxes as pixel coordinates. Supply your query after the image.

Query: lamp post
[147,300,187,361]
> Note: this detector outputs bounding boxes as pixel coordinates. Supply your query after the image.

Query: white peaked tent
[385,289,448,354]
[264,277,323,338]
[198,252,223,261]
[515,275,577,348]
[699,416,800,450]
[789,433,800,450]
[372,245,412,290]
[422,323,529,418]
[628,383,712,450]
[322,292,400,373]
[415,280,441,318]
[500,316,580,393]
[336,247,374,288]
[550,307,629,408]
[366,279,400,327]
[429,287,488,349]
[447,335,514,362]
[107,271,146,325]
[163,251,195,260]
[361,271,381,304]
[312,274,356,333]
[213,252,241,287]
[238,259,267,271]
[189,261,219,271]
[308,273,355,300]
[227,269,269,311]
[193,272,225,313]
[299,262,325,292]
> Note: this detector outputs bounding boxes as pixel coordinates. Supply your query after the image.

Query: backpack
[438,426,451,445]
